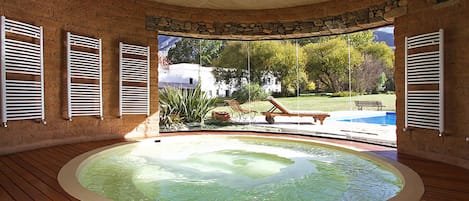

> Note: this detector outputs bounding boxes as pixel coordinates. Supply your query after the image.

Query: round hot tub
[59,135,423,201]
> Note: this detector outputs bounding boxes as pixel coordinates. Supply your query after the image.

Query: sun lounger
[224,99,257,120]
[261,96,330,125]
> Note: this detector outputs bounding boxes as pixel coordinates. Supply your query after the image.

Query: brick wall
[0,0,406,155]
[2,0,468,170]
[0,0,161,154]
[395,0,469,169]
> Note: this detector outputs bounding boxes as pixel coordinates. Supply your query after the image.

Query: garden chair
[261,96,330,125]
[224,100,257,122]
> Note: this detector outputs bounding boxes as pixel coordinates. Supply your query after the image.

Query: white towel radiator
[405,29,444,135]
[1,16,45,127]
[66,32,103,120]
[119,42,150,117]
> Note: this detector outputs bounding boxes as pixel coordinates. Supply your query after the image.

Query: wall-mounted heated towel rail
[1,16,45,127]
[66,32,102,120]
[405,29,444,135]
[119,42,150,116]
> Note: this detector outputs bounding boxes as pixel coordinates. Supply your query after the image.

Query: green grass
[213,94,395,113]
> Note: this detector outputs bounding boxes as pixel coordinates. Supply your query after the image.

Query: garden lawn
[213,94,395,113]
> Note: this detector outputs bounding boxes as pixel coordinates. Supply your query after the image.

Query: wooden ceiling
[147,0,331,10]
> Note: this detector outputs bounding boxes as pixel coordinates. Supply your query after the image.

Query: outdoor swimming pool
[61,135,409,201]
[340,112,396,125]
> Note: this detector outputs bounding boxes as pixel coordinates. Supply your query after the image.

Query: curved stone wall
[2,0,467,172]
[0,0,161,154]
[146,0,407,39]
[0,0,408,154]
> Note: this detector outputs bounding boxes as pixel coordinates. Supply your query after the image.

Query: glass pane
[204,40,250,131]
[157,26,397,146]
[158,36,203,132]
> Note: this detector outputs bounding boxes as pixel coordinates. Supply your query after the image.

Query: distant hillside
[159,31,395,52]
[373,31,394,49]
[158,35,181,52]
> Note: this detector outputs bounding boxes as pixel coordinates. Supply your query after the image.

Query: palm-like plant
[159,83,216,125]
[159,104,184,129]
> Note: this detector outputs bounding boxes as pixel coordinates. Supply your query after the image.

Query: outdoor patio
[212,111,396,146]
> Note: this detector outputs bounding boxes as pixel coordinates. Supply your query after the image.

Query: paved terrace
[218,111,396,147]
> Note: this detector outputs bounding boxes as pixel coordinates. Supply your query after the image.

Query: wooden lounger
[224,99,257,120]
[261,96,330,125]
[225,100,256,114]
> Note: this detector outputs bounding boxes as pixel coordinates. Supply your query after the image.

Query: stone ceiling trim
[146,0,407,40]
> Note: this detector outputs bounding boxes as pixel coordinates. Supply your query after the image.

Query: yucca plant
[159,83,217,124]
[159,104,184,129]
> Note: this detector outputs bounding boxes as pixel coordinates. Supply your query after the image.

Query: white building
[158,63,281,98]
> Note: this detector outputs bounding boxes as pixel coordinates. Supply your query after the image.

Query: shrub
[231,83,270,103]
[305,81,316,92]
[376,72,387,93]
[330,91,360,97]
[385,77,395,92]
[285,86,297,97]
[159,105,184,129]
[159,83,217,124]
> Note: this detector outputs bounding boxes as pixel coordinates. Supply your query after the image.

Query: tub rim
[58,134,424,201]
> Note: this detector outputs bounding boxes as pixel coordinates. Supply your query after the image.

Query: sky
[375,26,394,34]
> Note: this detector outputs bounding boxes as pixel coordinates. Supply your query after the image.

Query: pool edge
[58,142,134,201]
[58,134,423,201]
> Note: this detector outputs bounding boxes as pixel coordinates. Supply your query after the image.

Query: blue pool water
[340,112,396,125]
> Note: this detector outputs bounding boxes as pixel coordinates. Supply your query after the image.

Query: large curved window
[158,26,396,146]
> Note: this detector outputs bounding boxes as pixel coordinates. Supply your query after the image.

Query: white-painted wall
[158,63,281,98]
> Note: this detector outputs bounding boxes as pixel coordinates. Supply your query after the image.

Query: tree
[335,31,394,93]
[213,41,275,86]
[158,53,171,69]
[212,41,250,89]
[361,42,394,69]
[213,41,307,96]
[376,72,387,92]
[167,38,223,65]
[167,38,198,64]
[269,41,307,96]
[199,40,224,65]
[340,30,375,50]
[297,37,321,46]
[353,54,385,93]
[305,81,316,92]
[354,42,394,93]
[303,38,362,92]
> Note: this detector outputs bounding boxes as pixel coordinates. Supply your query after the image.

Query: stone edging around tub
[58,134,424,201]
